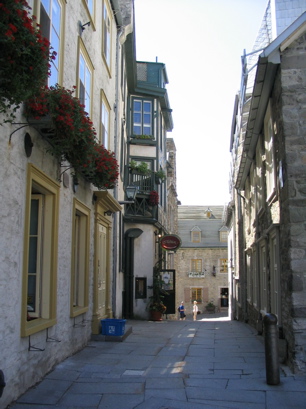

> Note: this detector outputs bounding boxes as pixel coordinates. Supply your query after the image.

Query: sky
[134,0,269,206]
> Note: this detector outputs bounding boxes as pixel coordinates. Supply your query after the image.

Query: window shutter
[79,81,85,107]
[184,287,190,303]
[40,4,50,41]
[203,287,209,303]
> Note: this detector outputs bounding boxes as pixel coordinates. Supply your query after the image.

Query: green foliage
[129,161,151,175]
[0,0,56,122]
[155,169,166,180]
[147,260,168,313]
[132,134,154,139]
[25,84,119,189]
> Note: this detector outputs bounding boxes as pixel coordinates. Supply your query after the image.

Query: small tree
[147,259,168,313]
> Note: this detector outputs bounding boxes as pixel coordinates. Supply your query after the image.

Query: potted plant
[129,161,151,176]
[0,0,57,122]
[129,134,156,145]
[129,160,137,171]
[147,264,167,321]
[205,301,216,313]
[148,190,159,206]
[24,84,119,189]
[155,169,166,183]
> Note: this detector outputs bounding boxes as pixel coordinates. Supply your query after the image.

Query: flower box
[27,115,56,138]
[24,85,119,190]
[129,137,156,146]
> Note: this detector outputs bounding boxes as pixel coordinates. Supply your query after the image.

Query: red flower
[148,191,159,206]
[0,0,57,122]
[24,85,119,190]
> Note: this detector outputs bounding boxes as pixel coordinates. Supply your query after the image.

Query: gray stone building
[176,206,228,316]
[227,0,306,373]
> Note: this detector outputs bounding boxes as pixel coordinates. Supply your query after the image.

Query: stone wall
[176,247,228,315]
[279,30,306,373]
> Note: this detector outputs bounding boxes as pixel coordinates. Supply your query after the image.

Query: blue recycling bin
[101,319,126,336]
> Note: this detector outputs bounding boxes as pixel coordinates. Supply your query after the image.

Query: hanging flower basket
[148,190,159,206]
[0,0,57,122]
[27,115,56,138]
[25,85,119,189]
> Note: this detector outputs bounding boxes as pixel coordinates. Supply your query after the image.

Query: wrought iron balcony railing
[127,171,154,194]
[124,196,157,219]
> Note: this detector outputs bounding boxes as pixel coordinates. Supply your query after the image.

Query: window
[220,288,229,307]
[264,101,276,200]
[40,0,63,86]
[191,259,202,272]
[220,231,228,242]
[101,93,110,149]
[191,227,201,243]
[220,259,228,273]
[102,0,111,69]
[85,0,93,15]
[71,200,90,317]
[245,178,251,232]
[270,232,280,320]
[246,252,251,301]
[255,138,264,212]
[133,99,153,136]
[250,163,256,224]
[252,248,258,305]
[21,165,59,337]
[260,241,267,311]
[135,278,147,299]
[78,44,93,116]
[191,288,202,303]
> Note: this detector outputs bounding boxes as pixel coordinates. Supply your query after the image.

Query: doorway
[220,287,229,308]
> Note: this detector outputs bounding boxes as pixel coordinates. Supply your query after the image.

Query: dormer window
[191,226,201,243]
[219,227,228,242]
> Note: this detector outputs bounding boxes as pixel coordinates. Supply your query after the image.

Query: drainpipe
[123,229,143,319]
[235,188,248,322]
[112,26,124,317]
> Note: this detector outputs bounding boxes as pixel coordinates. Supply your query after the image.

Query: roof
[236,12,306,190]
[178,206,228,248]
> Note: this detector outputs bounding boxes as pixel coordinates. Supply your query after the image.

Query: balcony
[124,196,157,221]
[124,169,163,222]
[127,170,155,194]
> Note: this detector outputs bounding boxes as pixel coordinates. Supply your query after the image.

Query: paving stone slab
[186,386,266,404]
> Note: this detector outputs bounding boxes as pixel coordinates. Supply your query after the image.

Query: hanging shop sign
[160,234,182,251]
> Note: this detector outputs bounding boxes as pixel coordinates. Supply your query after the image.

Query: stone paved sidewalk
[8,314,306,409]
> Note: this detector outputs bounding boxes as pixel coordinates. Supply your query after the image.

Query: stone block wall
[175,247,228,315]
[279,30,306,373]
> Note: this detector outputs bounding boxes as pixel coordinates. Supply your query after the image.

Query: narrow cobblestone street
[8,314,306,409]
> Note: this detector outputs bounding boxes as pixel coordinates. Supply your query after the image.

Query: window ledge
[21,317,57,337]
[70,306,89,318]
[129,138,156,146]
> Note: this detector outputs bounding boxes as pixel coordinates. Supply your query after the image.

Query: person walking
[178,301,186,320]
[193,300,198,321]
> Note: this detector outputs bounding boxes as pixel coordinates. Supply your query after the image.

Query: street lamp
[119,185,139,204]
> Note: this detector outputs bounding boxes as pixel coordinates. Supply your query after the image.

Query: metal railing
[127,172,155,194]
